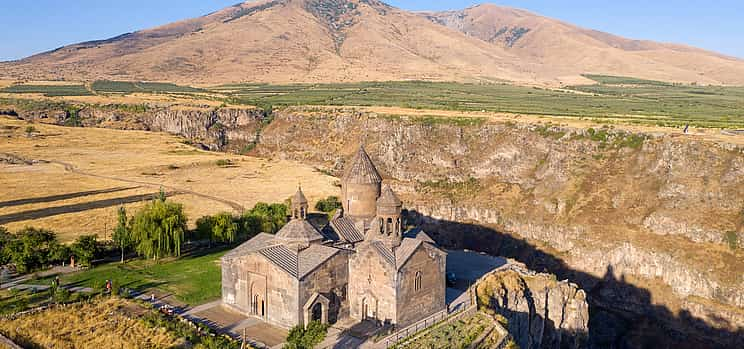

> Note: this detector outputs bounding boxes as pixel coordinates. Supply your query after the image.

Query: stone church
[221,146,447,329]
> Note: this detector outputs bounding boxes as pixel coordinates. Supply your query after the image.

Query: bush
[216,159,233,167]
[70,235,101,267]
[240,202,288,235]
[1,227,65,273]
[315,196,342,213]
[194,212,238,245]
[284,321,329,349]
[724,231,739,250]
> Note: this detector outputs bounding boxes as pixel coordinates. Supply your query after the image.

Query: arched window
[300,207,306,219]
[414,271,422,292]
[386,217,393,234]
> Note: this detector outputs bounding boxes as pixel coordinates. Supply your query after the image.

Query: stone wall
[348,243,397,324]
[299,251,350,325]
[396,244,447,326]
[222,253,299,329]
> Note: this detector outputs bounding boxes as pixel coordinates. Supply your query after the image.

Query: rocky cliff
[3,103,265,151]
[476,262,589,349]
[3,102,743,347]
[253,107,743,348]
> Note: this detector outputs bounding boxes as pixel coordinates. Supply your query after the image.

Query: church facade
[221,146,447,330]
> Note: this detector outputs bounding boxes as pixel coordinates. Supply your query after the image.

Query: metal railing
[382,296,476,348]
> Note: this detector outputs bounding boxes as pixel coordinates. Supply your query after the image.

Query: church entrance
[311,302,323,322]
[361,297,376,321]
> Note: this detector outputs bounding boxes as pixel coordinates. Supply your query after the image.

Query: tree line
[1,192,344,273]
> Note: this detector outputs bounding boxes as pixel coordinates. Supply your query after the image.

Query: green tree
[284,321,328,349]
[70,235,100,267]
[112,206,132,263]
[211,212,238,244]
[0,226,12,265]
[2,227,59,273]
[315,196,341,213]
[130,199,187,259]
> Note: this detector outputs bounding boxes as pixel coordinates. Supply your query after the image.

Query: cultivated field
[0,117,337,242]
[2,77,743,129]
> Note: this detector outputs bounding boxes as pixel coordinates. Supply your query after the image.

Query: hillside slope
[423,4,744,85]
[1,1,743,85]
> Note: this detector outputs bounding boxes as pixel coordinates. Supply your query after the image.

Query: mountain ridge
[1,0,743,86]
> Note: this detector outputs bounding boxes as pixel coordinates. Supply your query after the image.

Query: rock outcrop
[252,107,743,347]
[476,262,589,349]
[5,104,265,151]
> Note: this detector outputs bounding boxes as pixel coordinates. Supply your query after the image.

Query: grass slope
[34,249,226,305]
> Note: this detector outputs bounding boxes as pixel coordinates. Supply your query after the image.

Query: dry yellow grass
[0,298,181,349]
[0,117,337,241]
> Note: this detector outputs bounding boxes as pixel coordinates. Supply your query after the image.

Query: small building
[221,146,446,329]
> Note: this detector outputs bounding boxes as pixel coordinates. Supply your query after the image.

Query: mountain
[1,0,743,86]
[422,4,744,85]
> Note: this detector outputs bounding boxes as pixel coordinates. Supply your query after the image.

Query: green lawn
[33,248,227,305]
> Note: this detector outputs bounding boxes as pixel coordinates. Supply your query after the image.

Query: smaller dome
[377,185,402,207]
[276,219,324,244]
[292,186,308,205]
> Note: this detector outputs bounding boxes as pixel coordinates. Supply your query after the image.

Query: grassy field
[0,298,182,348]
[32,248,227,305]
[0,84,93,97]
[213,79,744,128]
[0,117,337,241]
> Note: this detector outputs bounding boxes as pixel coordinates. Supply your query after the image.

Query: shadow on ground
[0,191,179,224]
[405,210,744,349]
[0,187,137,208]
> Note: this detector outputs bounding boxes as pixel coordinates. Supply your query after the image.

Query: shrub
[724,231,739,250]
[2,227,64,273]
[240,202,288,235]
[70,235,101,267]
[315,196,342,213]
[216,159,233,167]
[284,321,329,349]
[194,212,238,245]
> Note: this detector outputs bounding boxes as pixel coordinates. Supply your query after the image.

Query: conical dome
[276,219,324,244]
[343,146,382,184]
[377,185,402,207]
[292,186,308,205]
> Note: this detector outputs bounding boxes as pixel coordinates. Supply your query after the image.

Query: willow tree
[130,199,187,260]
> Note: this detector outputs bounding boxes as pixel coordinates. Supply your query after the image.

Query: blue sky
[1,0,742,61]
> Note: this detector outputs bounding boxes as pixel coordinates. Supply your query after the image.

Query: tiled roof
[259,243,341,279]
[403,228,436,244]
[395,239,423,270]
[276,219,324,243]
[371,241,396,266]
[369,238,425,270]
[259,245,299,276]
[343,146,382,184]
[222,233,277,260]
[329,216,365,243]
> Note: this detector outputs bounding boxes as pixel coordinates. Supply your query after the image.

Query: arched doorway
[311,302,323,322]
[361,296,377,321]
[251,283,265,318]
